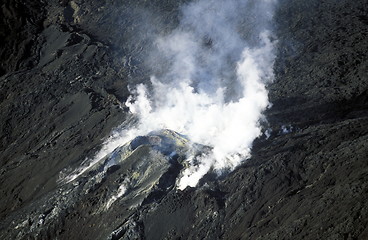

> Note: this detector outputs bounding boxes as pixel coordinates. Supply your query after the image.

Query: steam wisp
[125,0,277,189]
[63,0,277,189]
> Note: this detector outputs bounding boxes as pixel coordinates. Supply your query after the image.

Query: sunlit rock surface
[1,129,209,239]
[1,0,368,239]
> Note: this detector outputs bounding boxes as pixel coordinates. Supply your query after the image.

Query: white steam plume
[63,0,277,188]
[128,31,275,190]
[125,0,277,189]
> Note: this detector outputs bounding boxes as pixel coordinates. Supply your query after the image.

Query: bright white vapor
[124,0,277,189]
[105,184,127,210]
[128,31,275,190]
[64,0,277,188]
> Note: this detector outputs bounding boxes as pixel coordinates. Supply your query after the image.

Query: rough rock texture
[1,0,368,239]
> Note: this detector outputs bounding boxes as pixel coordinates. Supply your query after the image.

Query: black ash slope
[1,0,368,239]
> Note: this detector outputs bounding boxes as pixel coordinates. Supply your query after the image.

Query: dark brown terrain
[0,0,368,239]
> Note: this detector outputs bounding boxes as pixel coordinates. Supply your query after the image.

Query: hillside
[0,0,367,239]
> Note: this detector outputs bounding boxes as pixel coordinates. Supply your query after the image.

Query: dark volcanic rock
[0,129,193,239]
[0,0,46,76]
[1,0,368,239]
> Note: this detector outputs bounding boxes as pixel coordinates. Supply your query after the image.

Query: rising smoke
[64,0,277,189]
[126,0,277,189]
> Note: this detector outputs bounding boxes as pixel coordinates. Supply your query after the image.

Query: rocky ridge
[0,0,368,239]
